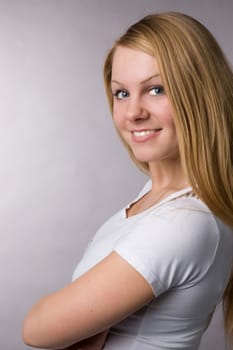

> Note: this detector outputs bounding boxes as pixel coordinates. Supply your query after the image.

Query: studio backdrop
[0,1,232,349]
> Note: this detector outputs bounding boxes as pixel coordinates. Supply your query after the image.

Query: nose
[126,97,149,122]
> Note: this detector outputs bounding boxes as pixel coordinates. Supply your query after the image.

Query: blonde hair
[103,12,233,343]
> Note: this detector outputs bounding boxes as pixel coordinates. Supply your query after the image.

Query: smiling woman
[23,12,233,350]
[111,46,179,165]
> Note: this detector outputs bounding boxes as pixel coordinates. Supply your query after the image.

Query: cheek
[159,105,176,131]
[167,118,177,139]
[168,118,177,132]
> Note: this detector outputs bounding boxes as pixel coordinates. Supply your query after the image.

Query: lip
[131,128,162,143]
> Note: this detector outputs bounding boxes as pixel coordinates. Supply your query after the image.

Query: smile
[132,129,162,137]
[131,128,162,143]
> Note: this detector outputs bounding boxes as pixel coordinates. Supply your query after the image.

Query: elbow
[22,299,52,348]
[22,312,49,349]
[22,316,39,348]
[22,311,71,349]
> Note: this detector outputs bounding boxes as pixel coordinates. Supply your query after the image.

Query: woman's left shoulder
[157,195,217,226]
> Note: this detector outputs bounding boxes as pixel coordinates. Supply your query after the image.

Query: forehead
[111,46,160,83]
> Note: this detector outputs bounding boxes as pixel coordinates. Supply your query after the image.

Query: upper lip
[131,128,162,132]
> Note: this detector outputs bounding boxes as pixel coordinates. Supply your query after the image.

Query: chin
[133,152,179,164]
[133,155,158,163]
[132,150,159,162]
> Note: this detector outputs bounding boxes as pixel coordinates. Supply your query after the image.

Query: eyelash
[112,89,129,100]
[148,85,164,96]
[112,85,164,100]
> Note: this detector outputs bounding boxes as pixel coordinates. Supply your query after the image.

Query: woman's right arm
[23,251,154,349]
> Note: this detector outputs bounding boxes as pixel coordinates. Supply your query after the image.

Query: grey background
[0,1,232,349]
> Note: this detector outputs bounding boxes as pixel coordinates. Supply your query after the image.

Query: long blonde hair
[103,12,233,343]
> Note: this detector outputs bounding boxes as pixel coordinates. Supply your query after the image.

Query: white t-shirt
[72,181,233,349]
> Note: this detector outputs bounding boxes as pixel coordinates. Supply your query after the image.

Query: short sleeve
[114,199,220,297]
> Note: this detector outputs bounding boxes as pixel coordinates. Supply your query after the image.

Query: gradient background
[0,1,232,349]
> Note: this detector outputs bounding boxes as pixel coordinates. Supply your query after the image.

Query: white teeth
[133,130,158,137]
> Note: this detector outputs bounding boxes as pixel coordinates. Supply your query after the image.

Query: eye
[148,86,164,96]
[112,89,129,100]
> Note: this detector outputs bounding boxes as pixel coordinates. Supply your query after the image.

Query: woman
[23,12,233,350]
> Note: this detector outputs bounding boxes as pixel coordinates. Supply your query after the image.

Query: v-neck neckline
[124,181,193,219]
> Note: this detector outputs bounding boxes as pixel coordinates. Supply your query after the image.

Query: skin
[23,46,189,349]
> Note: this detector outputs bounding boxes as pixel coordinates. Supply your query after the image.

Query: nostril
[134,113,150,122]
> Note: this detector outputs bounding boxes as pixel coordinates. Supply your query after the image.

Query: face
[111,46,179,169]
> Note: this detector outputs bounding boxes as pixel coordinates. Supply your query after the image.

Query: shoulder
[131,196,219,243]
[114,196,221,295]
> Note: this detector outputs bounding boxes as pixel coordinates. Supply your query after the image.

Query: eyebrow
[111,74,160,85]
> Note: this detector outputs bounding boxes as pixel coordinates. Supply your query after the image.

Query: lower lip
[131,130,162,143]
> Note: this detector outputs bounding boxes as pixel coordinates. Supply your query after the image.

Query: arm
[23,251,154,349]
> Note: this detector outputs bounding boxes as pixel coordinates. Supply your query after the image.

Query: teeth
[133,130,159,137]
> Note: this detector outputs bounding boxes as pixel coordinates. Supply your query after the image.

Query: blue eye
[113,89,129,100]
[149,86,164,96]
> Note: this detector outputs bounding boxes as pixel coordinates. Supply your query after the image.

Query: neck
[148,158,189,193]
